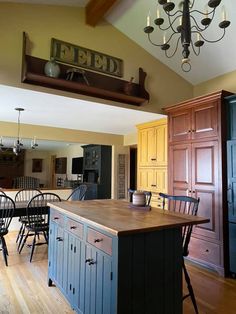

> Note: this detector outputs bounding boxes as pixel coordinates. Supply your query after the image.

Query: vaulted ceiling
[1,0,235,85]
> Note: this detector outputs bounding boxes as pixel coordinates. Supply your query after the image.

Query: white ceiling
[0,85,163,135]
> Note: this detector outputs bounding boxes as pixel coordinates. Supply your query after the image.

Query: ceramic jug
[132,190,146,206]
[44,58,60,78]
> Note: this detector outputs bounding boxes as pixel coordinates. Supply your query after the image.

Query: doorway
[129,147,137,190]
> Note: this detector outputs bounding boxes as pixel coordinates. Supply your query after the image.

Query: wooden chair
[67,184,87,201]
[159,192,200,314]
[15,188,42,250]
[128,189,152,206]
[0,195,15,266]
[19,192,61,262]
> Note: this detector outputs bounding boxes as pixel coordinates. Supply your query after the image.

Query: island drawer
[87,227,112,256]
[188,237,221,265]
[50,210,64,227]
[65,218,83,239]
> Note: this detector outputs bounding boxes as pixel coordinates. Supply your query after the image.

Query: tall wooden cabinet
[137,118,168,208]
[165,90,232,276]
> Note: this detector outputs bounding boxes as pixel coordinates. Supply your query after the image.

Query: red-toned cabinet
[165,91,232,276]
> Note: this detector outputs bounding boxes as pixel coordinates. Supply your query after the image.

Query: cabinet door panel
[138,128,157,166]
[227,141,236,223]
[138,168,156,191]
[155,124,167,166]
[169,144,191,194]
[154,168,167,193]
[169,109,191,142]
[84,245,112,314]
[192,101,218,139]
[55,226,64,288]
[192,141,220,240]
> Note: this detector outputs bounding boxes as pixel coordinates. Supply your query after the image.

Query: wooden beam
[85,0,119,27]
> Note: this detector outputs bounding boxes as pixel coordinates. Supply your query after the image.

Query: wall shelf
[21,33,150,106]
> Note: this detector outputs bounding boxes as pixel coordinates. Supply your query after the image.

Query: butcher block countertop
[48,199,209,236]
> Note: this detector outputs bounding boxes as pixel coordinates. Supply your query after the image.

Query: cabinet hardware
[151,184,157,187]
[70,226,77,229]
[54,217,59,220]
[73,288,75,294]
[192,129,195,132]
[151,158,157,161]
[56,237,63,241]
[89,259,96,265]
[189,190,192,193]
[188,130,191,133]
[94,238,103,243]
[74,246,76,253]
[85,258,92,263]
[69,284,72,290]
[192,191,196,193]
[71,244,73,250]
[205,249,209,252]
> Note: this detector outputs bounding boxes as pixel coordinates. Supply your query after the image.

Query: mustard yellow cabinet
[137,118,168,209]
[138,119,167,167]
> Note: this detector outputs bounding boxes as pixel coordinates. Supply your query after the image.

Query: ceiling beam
[85,0,119,27]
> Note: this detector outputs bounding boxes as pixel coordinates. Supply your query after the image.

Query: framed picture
[32,159,43,173]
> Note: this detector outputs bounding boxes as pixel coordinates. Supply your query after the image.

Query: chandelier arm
[200,28,226,43]
[165,36,181,58]
[190,15,207,32]
[158,14,182,32]
[189,0,195,9]
[167,14,178,34]
[190,40,201,56]
[190,8,215,17]
[147,33,164,47]
[164,9,183,18]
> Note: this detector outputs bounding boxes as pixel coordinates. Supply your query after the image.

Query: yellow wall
[24,149,51,187]
[0,121,123,146]
[0,2,193,114]
[194,69,236,97]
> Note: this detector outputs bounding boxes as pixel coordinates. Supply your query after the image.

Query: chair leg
[1,236,8,266]
[30,233,37,263]
[43,231,48,244]
[19,230,29,254]
[17,224,26,252]
[16,223,23,243]
[182,259,199,314]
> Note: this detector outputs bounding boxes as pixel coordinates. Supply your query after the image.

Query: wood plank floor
[0,232,236,313]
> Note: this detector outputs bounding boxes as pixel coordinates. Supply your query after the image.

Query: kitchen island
[48,199,208,314]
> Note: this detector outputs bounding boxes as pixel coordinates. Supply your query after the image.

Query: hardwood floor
[183,261,236,314]
[0,231,74,314]
[0,232,236,313]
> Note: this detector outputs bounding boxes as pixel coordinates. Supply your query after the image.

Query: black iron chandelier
[144,0,230,72]
[0,108,38,155]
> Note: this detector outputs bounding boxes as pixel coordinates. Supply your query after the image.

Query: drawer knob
[70,226,77,230]
[94,238,103,243]
[205,249,209,252]
[54,217,59,220]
